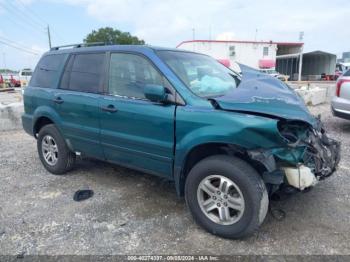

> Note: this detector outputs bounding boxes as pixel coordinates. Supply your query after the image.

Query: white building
[177,40,337,80]
[176,39,303,71]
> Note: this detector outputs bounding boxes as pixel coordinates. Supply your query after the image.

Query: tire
[37,124,76,175]
[185,155,268,239]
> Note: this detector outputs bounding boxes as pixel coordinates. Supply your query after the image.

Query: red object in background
[217,59,231,68]
[259,59,276,68]
[0,74,3,84]
[10,74,21,87]
[336,79,350,97]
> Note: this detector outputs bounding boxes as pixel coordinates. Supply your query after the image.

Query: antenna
[299,31,304,42]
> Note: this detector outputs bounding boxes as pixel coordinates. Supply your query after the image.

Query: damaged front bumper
[249,120,340,191]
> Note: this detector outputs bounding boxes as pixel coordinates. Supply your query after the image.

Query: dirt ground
[0,103,349,255]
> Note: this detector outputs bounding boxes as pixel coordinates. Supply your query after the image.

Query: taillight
[336,79,350,97]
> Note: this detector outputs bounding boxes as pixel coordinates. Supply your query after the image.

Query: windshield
[157,51,239,98]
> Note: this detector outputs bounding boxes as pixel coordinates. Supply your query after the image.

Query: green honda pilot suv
[22,44,340,239]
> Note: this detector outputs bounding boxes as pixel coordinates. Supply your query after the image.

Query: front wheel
[185,155,268,239]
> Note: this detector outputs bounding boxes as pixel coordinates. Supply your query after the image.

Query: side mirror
[144,84,168,103]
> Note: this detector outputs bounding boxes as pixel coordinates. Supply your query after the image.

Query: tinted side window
[344,69,350,76]
[30,54,65,88]
[108,53,163,99]
[60,53,105,93]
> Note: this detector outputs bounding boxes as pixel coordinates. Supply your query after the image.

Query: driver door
[100,52,176,177]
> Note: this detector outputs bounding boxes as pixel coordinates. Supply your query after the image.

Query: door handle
[101,105,118,113]
[53,97,64,104]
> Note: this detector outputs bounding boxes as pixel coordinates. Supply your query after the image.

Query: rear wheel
[37,124,75,175]
[185,155,268,239]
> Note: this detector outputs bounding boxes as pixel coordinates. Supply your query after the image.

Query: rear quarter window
[30,54,66,88]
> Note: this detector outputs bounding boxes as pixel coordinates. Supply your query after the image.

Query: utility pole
[2,52,7,71]
[47,25,52,49]
[298,31,304,82]
[209,25,212,41]
[192,28,195,51]
[2,53,6,69]
[254,28,258,42]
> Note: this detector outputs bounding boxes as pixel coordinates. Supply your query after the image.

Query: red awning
[217,59,231,68]
[259,59,275,68]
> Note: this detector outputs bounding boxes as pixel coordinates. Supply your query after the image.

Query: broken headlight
[277,120,311,147]
[277,120,340,179]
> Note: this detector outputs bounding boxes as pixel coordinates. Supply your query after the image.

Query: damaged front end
[249,119,340,193]
[211,65,340,193]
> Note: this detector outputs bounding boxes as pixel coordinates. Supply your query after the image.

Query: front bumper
[281,133,340,190]
[306,130,340,180]
[252,127,340,190]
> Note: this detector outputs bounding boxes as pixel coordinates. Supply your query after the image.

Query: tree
[84,27,145,45]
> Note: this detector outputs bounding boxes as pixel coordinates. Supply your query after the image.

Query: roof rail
[50,42,107,51]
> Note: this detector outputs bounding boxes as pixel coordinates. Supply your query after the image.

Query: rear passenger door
[54,52,106,159]
[100,52,176,177]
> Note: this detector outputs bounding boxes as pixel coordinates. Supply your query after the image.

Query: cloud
[58,0,350,51]
[2,0,350,69]
[60,0,242,45]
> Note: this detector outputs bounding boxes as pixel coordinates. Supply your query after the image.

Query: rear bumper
[331,96,350,120]
[332,107,350,120]
[21,113,33,136]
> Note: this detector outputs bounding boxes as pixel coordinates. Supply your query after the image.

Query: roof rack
[50,42,107,51]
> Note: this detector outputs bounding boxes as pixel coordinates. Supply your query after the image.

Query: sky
[0,0,349,70]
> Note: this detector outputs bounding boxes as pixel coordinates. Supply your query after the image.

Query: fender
[173,105,286,196]
[33,106,63,134]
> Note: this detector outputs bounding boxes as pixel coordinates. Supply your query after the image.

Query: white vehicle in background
[19,68,33,87]
[331,69,350,120]
[259,68,290,81]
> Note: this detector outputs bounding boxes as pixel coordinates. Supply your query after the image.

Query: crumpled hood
[214,64,317,126]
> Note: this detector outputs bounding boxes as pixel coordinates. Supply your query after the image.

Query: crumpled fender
[175,106,287,165]
[173,105,288,195]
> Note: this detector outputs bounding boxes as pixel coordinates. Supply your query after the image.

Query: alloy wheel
[41,135,59,166]
[197,175,245,225]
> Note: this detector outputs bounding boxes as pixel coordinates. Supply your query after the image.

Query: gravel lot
[0,103,349,255]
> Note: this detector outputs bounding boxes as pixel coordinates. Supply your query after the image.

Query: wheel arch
[32,106,63,138]
[174,142,269,197]
[33,116,54,137]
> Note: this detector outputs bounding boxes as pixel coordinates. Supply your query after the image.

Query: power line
[11,0,66,43]
[0,36,43,53]
[0,2,47,40]
[0,15,46,41]
[0,1,63,55]
[0,40,40,55]
[0,14,47,41]
[4,0,46,31]
[16,0,51,27]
